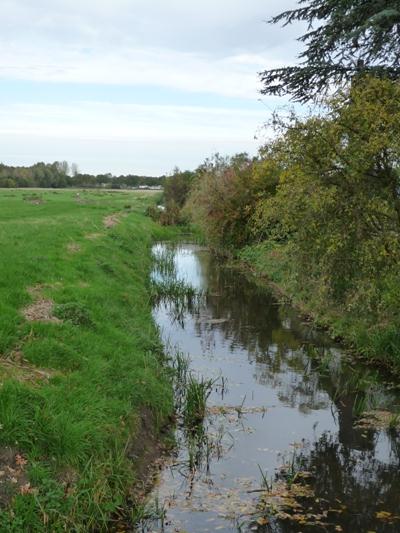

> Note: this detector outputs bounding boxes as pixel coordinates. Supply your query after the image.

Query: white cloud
[0,0,301,98]
[0,43,284,99]
[0,0,300,172]
[0,101,266,141]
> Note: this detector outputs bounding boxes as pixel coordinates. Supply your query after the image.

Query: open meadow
[0,189,174,531]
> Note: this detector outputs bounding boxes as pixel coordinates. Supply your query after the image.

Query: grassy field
[0,189,175,531]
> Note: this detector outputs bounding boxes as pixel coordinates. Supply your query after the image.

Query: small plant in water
[258,464,272,492]
[152,246,176,280]
[134,496,167,532]
[279,449,302,488]
[172,350,191,410]
[184,375,213,429]
[173,350,191,385]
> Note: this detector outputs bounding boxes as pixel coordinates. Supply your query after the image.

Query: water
[144,243,400,532]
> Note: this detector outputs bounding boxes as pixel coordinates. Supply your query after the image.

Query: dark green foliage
[260,0,400,101]
[54,302,94,327]
[158,169,196,225]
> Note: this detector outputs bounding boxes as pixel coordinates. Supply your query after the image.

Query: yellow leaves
[376,510,396,521]
[256,517,269,526]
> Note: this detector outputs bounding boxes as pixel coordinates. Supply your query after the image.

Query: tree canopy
[260,0,400,102]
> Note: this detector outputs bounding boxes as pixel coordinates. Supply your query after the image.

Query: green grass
[0,189,178,531]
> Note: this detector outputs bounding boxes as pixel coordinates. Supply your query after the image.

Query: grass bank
[239,242,400,375]
[0,189,177,531]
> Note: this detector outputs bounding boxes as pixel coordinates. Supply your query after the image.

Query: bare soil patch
[127,409,172,498]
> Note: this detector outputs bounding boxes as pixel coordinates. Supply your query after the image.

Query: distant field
[0,189,174,531]
[0,187,161,193]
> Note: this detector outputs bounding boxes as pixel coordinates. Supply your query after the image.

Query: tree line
[0,161,164,189]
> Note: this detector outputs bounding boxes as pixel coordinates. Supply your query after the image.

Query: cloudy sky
[1,0,301,175]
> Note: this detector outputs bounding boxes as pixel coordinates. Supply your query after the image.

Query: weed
[134,496,167,532]
[173,351,190,385]
[184,375,213,429]
[389,412,400,429]
[152,245,176,280]
[258,464,272,492]
[53,302,94,327]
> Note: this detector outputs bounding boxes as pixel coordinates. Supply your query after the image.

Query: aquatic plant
[172,350,191,386]
[151,245,176,280]
[184,375,213,429]
[134,496,167,532]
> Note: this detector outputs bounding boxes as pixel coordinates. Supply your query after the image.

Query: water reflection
[148,244,400,532]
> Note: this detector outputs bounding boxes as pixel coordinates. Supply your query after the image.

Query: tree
[70,163,79,177]
[186,153,276,249]
[260,0,400,102]
[156,168,195,224]
[56,160,69,175]
[255,77,400,306]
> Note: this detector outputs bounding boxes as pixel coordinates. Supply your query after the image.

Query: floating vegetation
[207,404,268,417]
[171,350,191,411]
[355,409,400,430]
[150,278,198,302]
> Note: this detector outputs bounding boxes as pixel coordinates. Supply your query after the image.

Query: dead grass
[356,410,400,430]
[85,232,104,240]
[103,213,120,228]
[0,448,32,506]
[22,285,61,323]
[0,357,58,385]
[67,243,81,254]
[22,299,61,323]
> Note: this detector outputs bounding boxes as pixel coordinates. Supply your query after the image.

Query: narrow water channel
[144,243,400,532]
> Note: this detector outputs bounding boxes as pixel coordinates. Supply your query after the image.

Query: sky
[0,0,301,176]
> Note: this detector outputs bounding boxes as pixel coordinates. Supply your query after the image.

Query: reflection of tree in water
[189,255,342,411]
[192,256,287,355]
[160,246,400,529]
[276,430,400,533]
[176,249,399,409]
[183,251,400,419]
